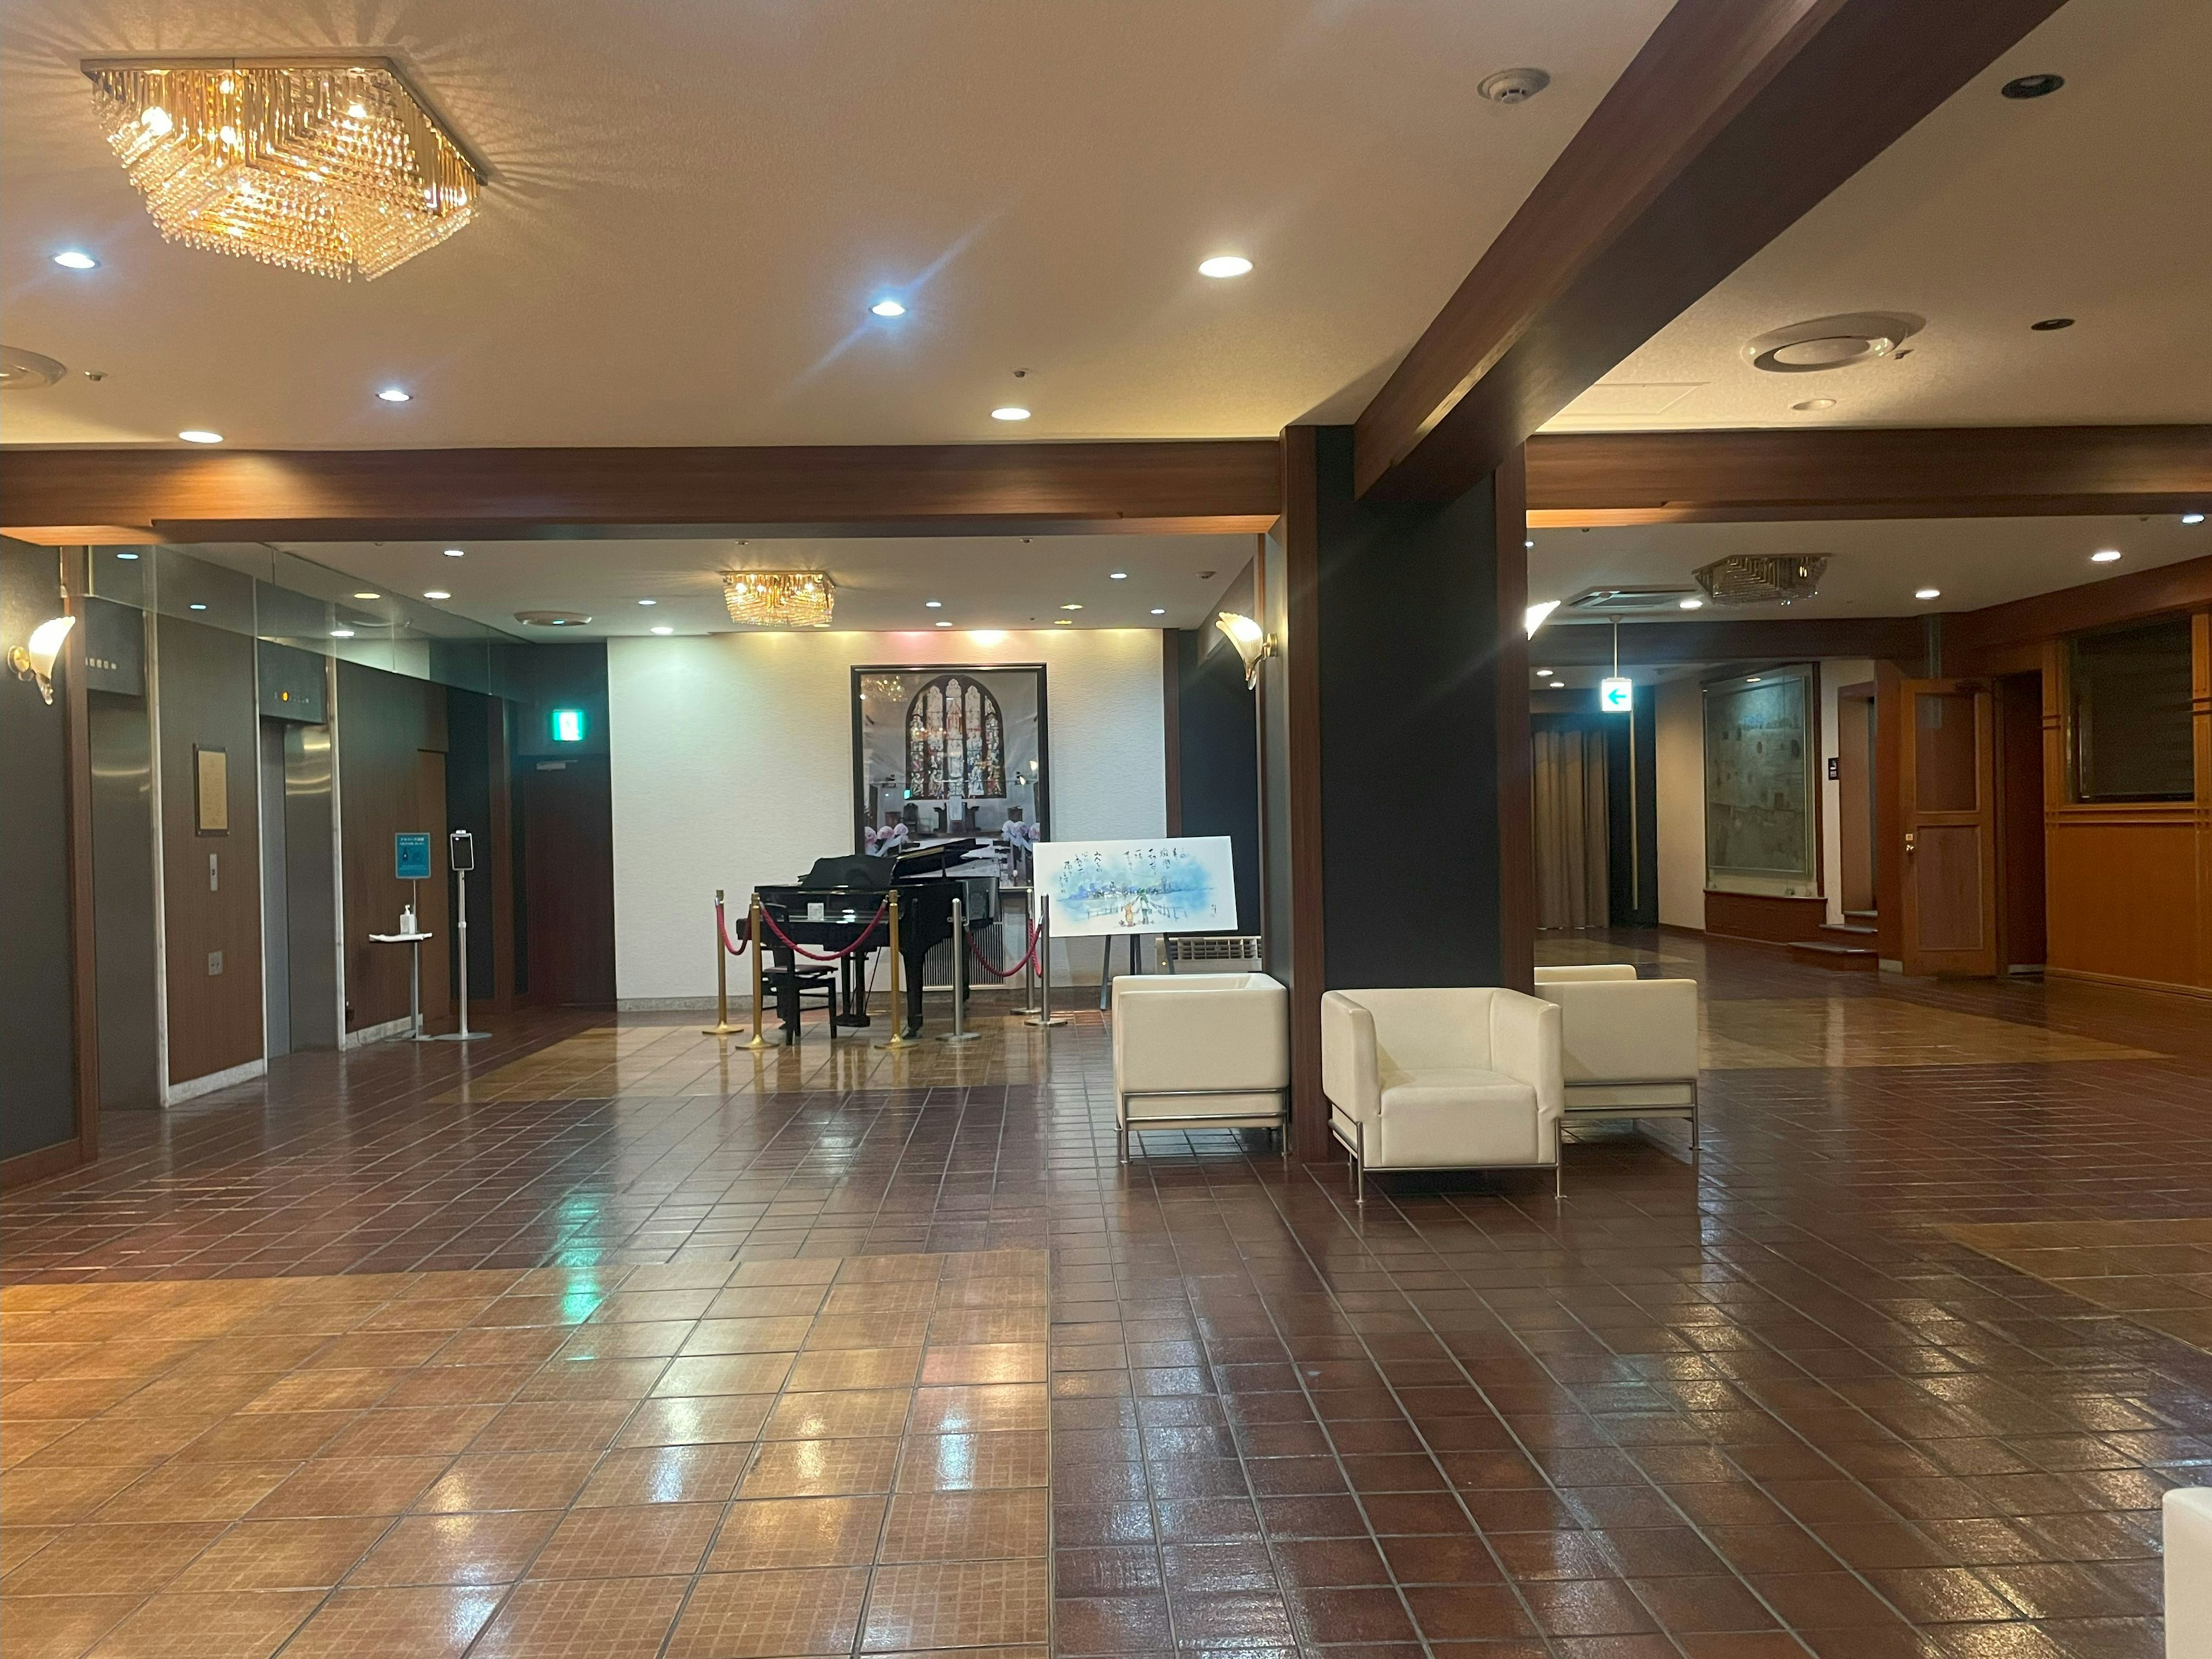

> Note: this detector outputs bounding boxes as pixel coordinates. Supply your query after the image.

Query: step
[1788,940,1879,971]
[1821,921,1878,939]
[1843,910,1878,922]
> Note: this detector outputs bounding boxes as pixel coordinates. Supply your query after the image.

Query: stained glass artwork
[906,673,1006,800]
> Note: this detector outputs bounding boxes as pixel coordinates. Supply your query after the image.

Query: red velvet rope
[713,899,749,956]
[759,899,891,963]
[968,919,1041,980]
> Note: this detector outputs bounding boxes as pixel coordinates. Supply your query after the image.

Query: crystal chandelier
[723,571,836,628]
[84,59,479,282]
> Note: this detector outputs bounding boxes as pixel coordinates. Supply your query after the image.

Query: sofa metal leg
[1555,1160,1562,1199]
[1353,1119,1365,1206]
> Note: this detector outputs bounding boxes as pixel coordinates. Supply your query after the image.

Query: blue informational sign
[394,833,433,880]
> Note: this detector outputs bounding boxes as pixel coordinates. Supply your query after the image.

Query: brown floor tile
[530,1502,722,1579]
[3,1521,228,1595]
[763,1389,914,1440]
[616,1394,776,1447]
[574,1442,753,1506]
[247,1457,451,1520]
[0,1594,145,1657]
[665,1565,870,1658]
[344,1510,560,1586]
[414,1452,599,1514]
[740,1436,902,1498]
[274,1584,502,1658]
[896,1430,1049,1491]
[706,1496,889,1570]
[880,1487,1050,1562]
[862,1558,1050,1650]
[170,1517,391,1592]
[81,1589,320,1658]
[467,1574,691,1658]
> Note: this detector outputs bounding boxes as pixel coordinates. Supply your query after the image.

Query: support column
[1268,426,1524,1160]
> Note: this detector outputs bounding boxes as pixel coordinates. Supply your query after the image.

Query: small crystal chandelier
[723,571,835,628]
[84,58,479,282]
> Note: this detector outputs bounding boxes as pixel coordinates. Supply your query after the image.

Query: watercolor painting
[1032,836,1237,937]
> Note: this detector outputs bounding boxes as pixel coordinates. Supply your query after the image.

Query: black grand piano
[755,838,998,1041]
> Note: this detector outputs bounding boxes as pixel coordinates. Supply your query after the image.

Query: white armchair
[1111,973,1289,1157]
[1320,987,1562,1202]
[1532,965,1701,1148]
[2169,1489,2212,1659]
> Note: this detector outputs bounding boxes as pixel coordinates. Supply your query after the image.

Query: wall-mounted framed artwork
[193,744,229,835]
[1702,663,1817,896]
[850,664,1050,849]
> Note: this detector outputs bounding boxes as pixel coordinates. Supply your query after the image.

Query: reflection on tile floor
[1944,1218,2212,1355]
[1,1252,1049,1658]
[5,933,2211,1656]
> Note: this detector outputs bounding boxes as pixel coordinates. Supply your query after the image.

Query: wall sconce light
[1215,611,1275,690]
[1524,599,1561,637]
[6,615,75,704]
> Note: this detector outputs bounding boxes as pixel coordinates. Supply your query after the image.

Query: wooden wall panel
[154,614,264,1085]
[521,757,616,1006]
[1703,891,1829,947]
[336,662,451,1033]
[2044,817,2201,992]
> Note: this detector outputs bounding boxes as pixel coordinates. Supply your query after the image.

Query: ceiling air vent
[1692,555,1830,607]
[1,345,66,391]
[1567,586,1699,613]
[514,609,593,628]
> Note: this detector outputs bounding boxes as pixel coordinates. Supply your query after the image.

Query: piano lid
[890,836,985,876]
[800,853,896,890]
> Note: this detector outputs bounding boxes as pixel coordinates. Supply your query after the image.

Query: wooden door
[1900,679,1998,976]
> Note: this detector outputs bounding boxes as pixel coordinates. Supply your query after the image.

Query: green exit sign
[551,708,586,744]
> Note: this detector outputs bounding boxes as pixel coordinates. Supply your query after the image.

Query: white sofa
[1320,987,1562,1202]
[1111,972,1289,1156]
[2170,1488,2212,1658]
[1532,965,1702,1149]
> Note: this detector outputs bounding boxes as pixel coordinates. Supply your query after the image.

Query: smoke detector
[514,609,593,628]
[1693,555,1830,607]
[1745,313,1922,373]
[1,345,66,391]
[1478,67,1551,104]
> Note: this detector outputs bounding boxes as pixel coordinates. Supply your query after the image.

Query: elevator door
[260,719,292,1055]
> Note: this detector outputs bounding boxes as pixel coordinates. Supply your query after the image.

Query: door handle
[1904,832,1917,855]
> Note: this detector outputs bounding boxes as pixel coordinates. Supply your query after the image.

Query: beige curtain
[1534,728,1609,930]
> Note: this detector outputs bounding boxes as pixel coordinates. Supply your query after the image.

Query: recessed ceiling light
[1150,608,1166,616]
[2031,317,2074,331]
[424,589,451,600]
[1524,539,1535,550]
[52,250,99,270]
[1054,618,1073,626]
[870,298,906,317]
[376,387,411,403]
[934,620,952,628]
[188,601,208,611]
[1678,597,1705,609]
[1108,571,1127,581]
[442,547,465,558]
[637,598,657,605]
[178,429,223,444]
[2090,549,2122,563]
[991,406,1031,422]
[2182,512,2204,525]
[1060,603,1082,611]
[330,628,355,638]
[924,600,943,608]
[1535,668,1554,678]
[1915,587,1942,600]
[1198,255,1252,279]
[1792,397,1837,411]
[115,551,140,560]
[650,625,673,635]
[353,591,380,600]
[2001,73,2064,99]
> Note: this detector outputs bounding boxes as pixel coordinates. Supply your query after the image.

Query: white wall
[607,629,1168,1003]
[1654,676,1706,930]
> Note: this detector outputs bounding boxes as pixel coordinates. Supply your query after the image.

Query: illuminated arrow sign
[1599,676,1634,713]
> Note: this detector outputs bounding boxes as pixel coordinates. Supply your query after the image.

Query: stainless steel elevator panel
[88,688,160,1109]
[260,719,292,1056]
[283,724,338,1050]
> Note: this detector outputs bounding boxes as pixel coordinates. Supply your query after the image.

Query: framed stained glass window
[1702,662,1819,897]
[853,664,1047,848]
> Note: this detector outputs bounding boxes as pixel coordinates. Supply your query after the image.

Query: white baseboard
[162,1057,267,1105]
[617,996,738,1012]
[342,1016,417,1049]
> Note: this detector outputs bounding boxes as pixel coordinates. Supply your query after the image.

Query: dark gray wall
[1173,629,1261,933]
[89,687,160,1108]
[1309,426,1506,988]
[2,542,79,1159]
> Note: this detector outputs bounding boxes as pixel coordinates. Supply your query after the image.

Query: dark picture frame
[850,663,1051,851]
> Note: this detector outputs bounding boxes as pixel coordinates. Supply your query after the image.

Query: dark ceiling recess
[2001,73,2065,99]
[2031,317,2076,331]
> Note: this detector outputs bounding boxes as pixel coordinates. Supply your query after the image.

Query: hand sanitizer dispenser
[400,903,417,936]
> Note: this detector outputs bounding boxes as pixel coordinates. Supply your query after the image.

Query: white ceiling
[245,532,1248,636]
[0,0,1669,448]
[1530,513,2208,623]
[1544,0,2212,433]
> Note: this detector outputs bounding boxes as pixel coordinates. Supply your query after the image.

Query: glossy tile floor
[5,933,2210,1658]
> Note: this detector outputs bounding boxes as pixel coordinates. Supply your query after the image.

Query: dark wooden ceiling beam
[1353,0,2073,504]
[0,441,1283,543]
[1525,425,2212,525]
[1532,615,1923,666]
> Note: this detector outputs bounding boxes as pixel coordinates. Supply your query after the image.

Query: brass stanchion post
[743,894,772,1050]
[878,891,912,1049]
[704,889,743,1036]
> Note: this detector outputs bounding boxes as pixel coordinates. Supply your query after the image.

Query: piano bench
[762,965,839,1043]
